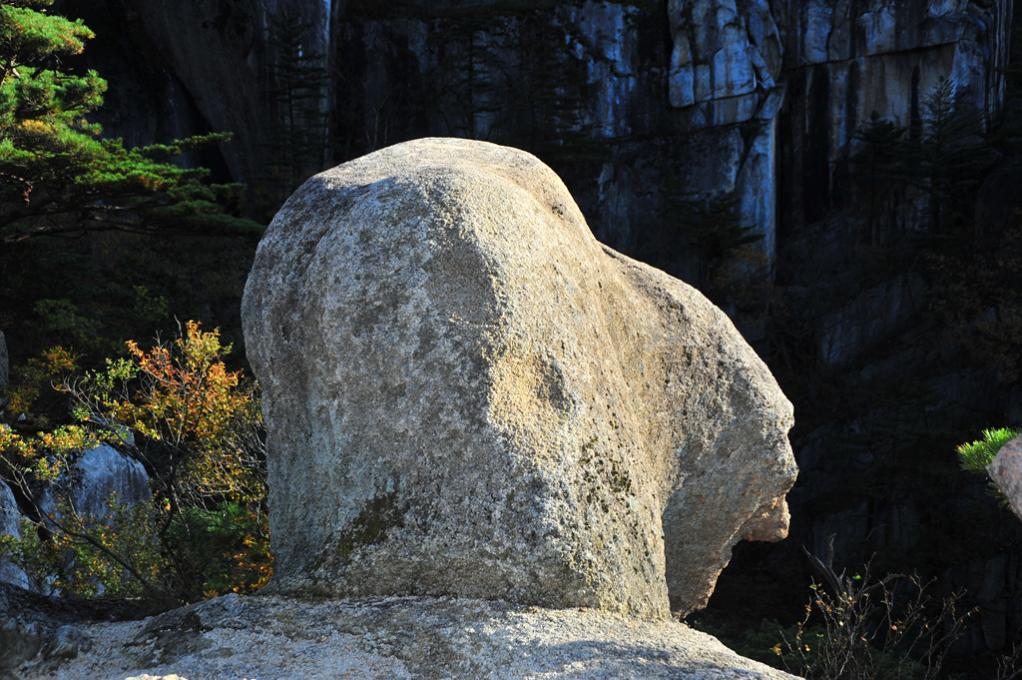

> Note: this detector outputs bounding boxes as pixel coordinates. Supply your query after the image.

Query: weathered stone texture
[990,436,1022,522]
[11,594,798,679]
[0,480,30,590]
[38,445,151,524]
[70,445,151,521]
[243,138,797,618]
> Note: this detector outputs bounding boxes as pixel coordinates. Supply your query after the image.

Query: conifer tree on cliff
[0,0,261,244]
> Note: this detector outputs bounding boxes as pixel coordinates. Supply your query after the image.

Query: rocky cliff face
[775,0,1013,230]
[85,0,1011,285]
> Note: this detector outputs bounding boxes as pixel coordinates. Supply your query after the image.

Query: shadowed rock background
[34,0,1022,669]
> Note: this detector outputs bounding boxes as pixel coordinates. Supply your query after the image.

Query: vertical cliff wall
[775,0,1013,230]
[83,1,1011,285]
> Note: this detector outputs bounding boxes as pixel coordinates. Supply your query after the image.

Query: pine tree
[0,0,261,244]
[852,112,907,245]
[910,78,996,237]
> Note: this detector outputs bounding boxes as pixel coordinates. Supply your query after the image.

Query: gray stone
[1,616,43,675]
[818,275,926,367]
[803,1,832,63]
[989,436,1022,522]
[736,118,779,262]
[243,138,797,619]
[13,594,798,679]
[0,480,30,590]
[44,624,84,661]
[70,445,151,522]
[668,0,783,124]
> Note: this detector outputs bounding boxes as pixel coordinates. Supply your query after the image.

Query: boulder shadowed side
[242,137,797,619]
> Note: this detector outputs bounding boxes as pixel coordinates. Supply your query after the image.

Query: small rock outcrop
[243,137,797,618]
[38,444,151,525]
[71,445,151,521]
[990,436,1022,521]
[0,480,30,590]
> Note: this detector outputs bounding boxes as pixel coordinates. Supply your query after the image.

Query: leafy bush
[3,496,165,599]
[167,502,272,598]
[0,321,269,604]
[957,427,1019,474]
[3,344,77,421]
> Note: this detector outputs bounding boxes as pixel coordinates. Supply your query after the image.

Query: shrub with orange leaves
[0,321,270,604]
[78,320,266,508]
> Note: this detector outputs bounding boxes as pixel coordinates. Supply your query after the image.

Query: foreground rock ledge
[242,137,797,618]
[15,594,796,679]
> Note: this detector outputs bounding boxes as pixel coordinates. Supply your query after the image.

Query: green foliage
[852,113,908,244]
[0,322,269,604]
[927,222,1022,384]
[3,497,166,599]
[674,194,763,268]
[0,227,255,372]
[686,613,791,670]
[912,79,996,236]
[32,299,101,348]
[0,0,262,243]
[166,502,271,598]
[653,192,767,308]
[957,427,1019,474]
[4,344,77,421]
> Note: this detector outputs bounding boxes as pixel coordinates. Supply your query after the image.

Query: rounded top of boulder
[242,137,796,619]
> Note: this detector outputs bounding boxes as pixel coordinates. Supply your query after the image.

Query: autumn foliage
[0,321,270,603]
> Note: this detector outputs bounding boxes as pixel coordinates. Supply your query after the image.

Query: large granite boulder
[243,137,797,618]
[990,436,1022,521]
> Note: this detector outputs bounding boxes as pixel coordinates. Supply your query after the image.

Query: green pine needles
[0,0,262,244]
[956,427,1020,474]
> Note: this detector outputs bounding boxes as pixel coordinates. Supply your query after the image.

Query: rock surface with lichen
[242,137,798,618]
[11,593,797,679]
